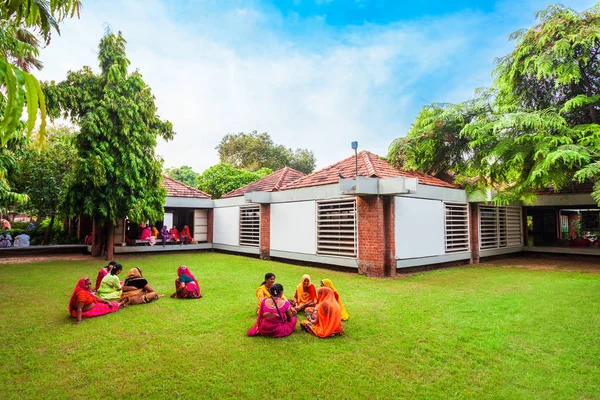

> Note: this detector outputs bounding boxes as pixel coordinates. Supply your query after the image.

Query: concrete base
[114,243,212,254]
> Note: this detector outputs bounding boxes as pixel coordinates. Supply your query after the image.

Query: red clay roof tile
[221,167,306,198]
[162,175,211,199]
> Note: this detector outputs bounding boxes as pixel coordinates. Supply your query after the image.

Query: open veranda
[1,253,599,399]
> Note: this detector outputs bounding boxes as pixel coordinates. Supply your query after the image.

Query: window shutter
[317,199,357,257]
[444,202,469,252]
[239,205,260,247]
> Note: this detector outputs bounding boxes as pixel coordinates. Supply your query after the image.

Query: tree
[44,31,174,258]
[216,131,316,174]
[11,126,76,243]
[389,3,600,204]
[164,165,200,187]
[197,163,272,199]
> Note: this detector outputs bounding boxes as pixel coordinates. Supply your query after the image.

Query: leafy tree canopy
[389,3,600,204]
[44,31,175,226]
[197,163,271,199]
[216,131,316,174]
[164,165,200,188]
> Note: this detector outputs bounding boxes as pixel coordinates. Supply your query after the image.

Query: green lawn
[1,253,599,399]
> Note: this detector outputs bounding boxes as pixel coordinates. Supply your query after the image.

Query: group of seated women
[248,272,348,339]
[131,223,193,247]
[69,263,202,324]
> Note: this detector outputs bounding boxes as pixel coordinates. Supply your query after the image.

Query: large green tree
[44,31,174,258]
[164,165,200,187]
[216,131,316,174]
[389,3,600,204]
[197,163,271,199]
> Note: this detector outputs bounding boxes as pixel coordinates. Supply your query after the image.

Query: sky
[36,0,598,173]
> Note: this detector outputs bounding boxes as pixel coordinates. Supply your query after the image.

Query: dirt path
[479,255,600,273]
[0,254,96,265]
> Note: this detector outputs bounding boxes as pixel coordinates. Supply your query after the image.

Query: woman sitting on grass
[94,261,116,292]
[291,274,317,313]
[248,284,296,338]
[301,287,344,338]
[69,277,128,325]
[97,263,124,300]
[255,273,288,311]
[171,265,202,299]
[121,267,163,305]
[320,279,349,321]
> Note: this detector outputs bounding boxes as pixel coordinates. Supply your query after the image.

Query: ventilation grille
[317,199,357,257]
[445,202,469,252]
[239,205,260,247]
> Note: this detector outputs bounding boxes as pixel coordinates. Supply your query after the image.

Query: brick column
[469,203,479,264]
[207,209,214,243]
[259,204,270,260]
[383,196,396,275]
[357,196,394,277]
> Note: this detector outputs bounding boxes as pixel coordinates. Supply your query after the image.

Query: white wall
[213,206,239,246]
[270,201,317,254]
[395,197,445,259]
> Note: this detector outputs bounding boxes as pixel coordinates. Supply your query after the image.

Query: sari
[321,279,349,321]
[121,268,150,305]
[181,225,192,244]
[97,274,123,300]
[140,227,152,240]
[171,266,202,299]
[256,285,287,312]
[301,287,343,338]
[94,267,110,292]
[248,298,297,338]
[294,274,317,307]
[169,227,180,240]
[151,227,159,237]
[69,278,118,318]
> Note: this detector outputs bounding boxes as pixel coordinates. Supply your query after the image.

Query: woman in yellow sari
[320,279,349,321]
[301,287,344,338]
[291,274,317,313]
[255,272,287,312]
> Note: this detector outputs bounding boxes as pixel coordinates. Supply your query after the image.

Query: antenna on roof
[351,141,358,178]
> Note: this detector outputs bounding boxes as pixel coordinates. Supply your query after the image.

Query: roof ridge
[273,167,289,191]
[362,152,377,177]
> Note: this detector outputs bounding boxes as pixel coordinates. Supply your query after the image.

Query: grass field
[1,252,599,399]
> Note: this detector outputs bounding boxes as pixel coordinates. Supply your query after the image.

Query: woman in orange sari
[320,279,349,321]
[69,277,128,325]
[301,287,344,338]
[180,225,192,245]
[291,274,317,313]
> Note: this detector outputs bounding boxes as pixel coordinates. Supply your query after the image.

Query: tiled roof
[282,150,457,190]
[222,167,306,198]
[162,175,211,198]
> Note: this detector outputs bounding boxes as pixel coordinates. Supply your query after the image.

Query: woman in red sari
[69,277,128,325]
[301,287,344,338]
[248,284,296,338]
[169,226,180,243]
[180,225,192,244]
[171,265,202,299]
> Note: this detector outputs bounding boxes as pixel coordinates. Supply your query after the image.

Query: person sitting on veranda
[159,225,171,246]
[69,277,128,325]
[121,267,163,305]
[320,279,349,321]
[140,225,156,246]
[301,287,344,338]
[97,263,124,300]
[180,225,192,245]
[13,231,30,248]
[248,284,297,338]
[0,231,12,248]
[171,265,202,299]
[169,226,180,243]
[94,261,117,292]
[291,274,317,313]
[151,226,159,239]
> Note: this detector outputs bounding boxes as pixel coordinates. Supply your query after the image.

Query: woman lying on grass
[248,284,297,338]
[121,267,163,305]
[69,278,128,325]
[301,287,344,338]
[171,266,202,299]
[97,263,124,300]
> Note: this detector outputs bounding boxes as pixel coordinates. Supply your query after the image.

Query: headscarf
[160,226,169,237]
[151,227,159,237]
[170,227,180,240]
[121,268,148,301]
[69,278,96,312]
[140,227,152,240]
[182,225,191,239]
[312,287,343,338]
[177,265,200,294]
[321,279,349,321]
[295,274,316,304]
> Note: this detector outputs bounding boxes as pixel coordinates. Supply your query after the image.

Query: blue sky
[37,0,598,172]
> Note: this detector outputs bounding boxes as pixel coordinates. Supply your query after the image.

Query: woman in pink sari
[171,265,202,299]
[248,284,296,338]
[69,277,128,325]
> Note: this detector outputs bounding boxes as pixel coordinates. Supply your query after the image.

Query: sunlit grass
[1,253,599,399]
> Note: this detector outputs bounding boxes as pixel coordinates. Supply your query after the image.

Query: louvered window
[479,205,522,249]
[317,199,357,257]
[239,205,260,247]
[444,202,469,252]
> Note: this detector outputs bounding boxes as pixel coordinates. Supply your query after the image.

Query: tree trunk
[91,219,101,256]
[43,215,55,245]
[106,220,115,261]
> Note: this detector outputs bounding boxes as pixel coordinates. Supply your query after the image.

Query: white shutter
[317,199,357,257]
[444,202,469,252]
[194,209,208,242]
[479,205,522,249]
[239,205,260,247]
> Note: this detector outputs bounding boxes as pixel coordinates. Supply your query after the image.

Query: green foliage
[389,3,600,205]
[44,31,175,225]
[164,165,200,187]
[216,131,316,174]
[197,163,271,199]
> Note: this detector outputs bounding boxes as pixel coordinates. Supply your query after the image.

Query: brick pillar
[469,203,479,264]
[207,209,214,243]
[259,204,270,260]
[383,196,396,275]
[357,196,393,277]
